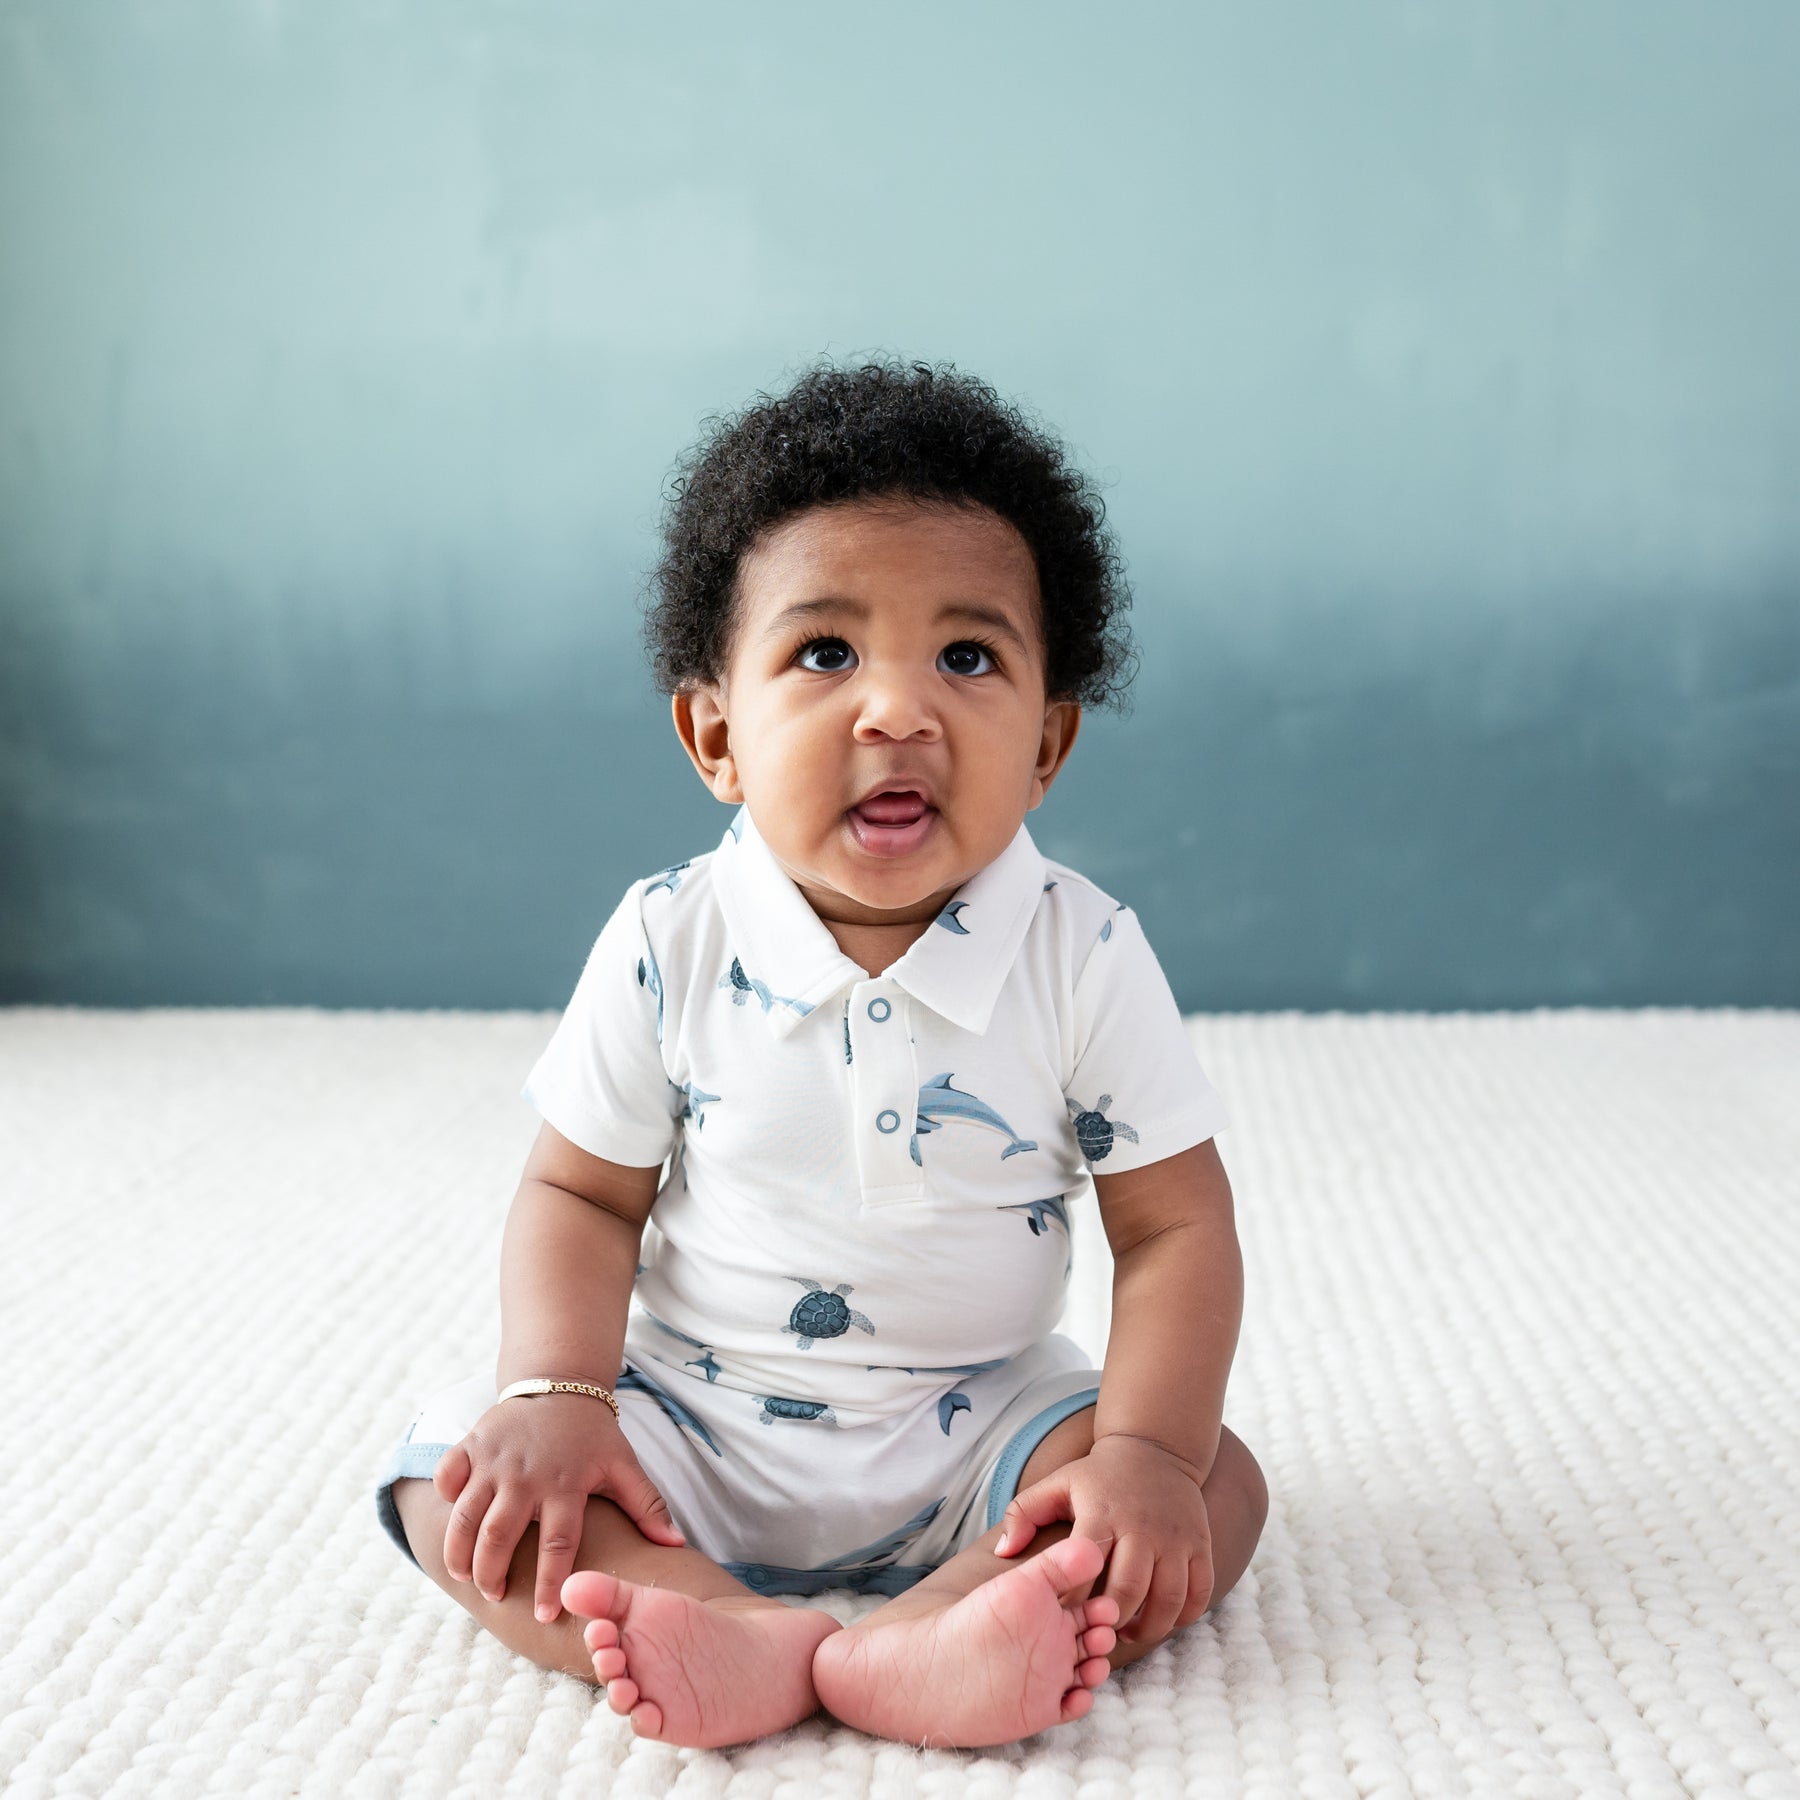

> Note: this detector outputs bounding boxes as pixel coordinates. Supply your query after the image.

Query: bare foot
[810,1535,1121,1747]
[561,1569,841,1747]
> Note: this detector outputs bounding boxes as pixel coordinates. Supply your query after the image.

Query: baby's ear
[673,686,742,803]
[1031,700,1082,806]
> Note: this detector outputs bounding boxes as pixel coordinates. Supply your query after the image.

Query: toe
[1035,1533,1106,1594]
[629,1698,665,1739]
[593,1647,628,1681]
[1078,1655,1111,1688]
[1058,1685,1095,1725]
[1084,1593,1121,1628]
[1080,1623,1117,1658]
[605,1675,640,1716]
[562,1570,621,1619]
[583,1617,620,1652]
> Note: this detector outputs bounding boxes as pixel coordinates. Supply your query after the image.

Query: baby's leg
[810,1412,1268,1747]
[391,1477,840,1747]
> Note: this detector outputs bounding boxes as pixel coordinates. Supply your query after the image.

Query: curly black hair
[644,358,1136,709]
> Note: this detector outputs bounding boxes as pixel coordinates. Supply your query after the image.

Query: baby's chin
[805,856,960,922]
[775,820,987,922]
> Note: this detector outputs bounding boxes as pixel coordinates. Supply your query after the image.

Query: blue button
[867,998,892,1023]
[876,1109,900,1133]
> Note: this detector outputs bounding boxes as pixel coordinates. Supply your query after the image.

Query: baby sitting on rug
[377,359,1268,1749]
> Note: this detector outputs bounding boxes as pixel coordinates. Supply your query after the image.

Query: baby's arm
[995,1138,1241,1645]
[1088,1136,1241,1479]
[433,1122,687,1621]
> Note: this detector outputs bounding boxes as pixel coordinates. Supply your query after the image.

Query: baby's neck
[821,914,936,979]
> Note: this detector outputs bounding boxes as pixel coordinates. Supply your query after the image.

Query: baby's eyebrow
[761,596,1032,656]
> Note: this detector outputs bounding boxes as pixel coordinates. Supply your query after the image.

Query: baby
[377,360,1268,1750]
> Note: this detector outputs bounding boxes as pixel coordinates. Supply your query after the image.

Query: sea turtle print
[1066,1094,1139,1162]
[615,1366,722,1456]
[1099,902,1129,943]
[722,1497,945,1598]
[935,900,971,935]
[1042,879,1058,892]
[937,1391,972,1433]
[644,861,689,897]
[784,1277,876,1350]
[718,957,814,1017]
[910,1073,1038,1165]
[678,1081,720,1129]
[636,943,665,1044]
[841,998,853,1064]
[756,1395,839,1426]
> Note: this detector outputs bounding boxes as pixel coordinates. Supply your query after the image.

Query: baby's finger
[994,1470,1075,1557]
[609,1461,687,1549]
[432,1442,472,1504]
[1177,1550,1216,1628]
[441,1475,497,1583]
[1132,1555,1189,1648]
[533,1494,589,1622]
[470,1492,533,1603]
[1098,1533,1155,1632]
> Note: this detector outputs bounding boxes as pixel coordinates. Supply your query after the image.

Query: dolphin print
[909,1072,1038,1164]
[679,1082,720,1128]
[721,1496,948,1595]
[644,1312,722,1381]
[938,1391,973,1433]
[615,1366,722,1456]
[999,1196,1070,1239]
[636,943,665,1044]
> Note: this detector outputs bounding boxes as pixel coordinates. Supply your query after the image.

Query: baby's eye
[796,637,857,673]
[938,641,995,677]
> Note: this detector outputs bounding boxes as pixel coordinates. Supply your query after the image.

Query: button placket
[848,979,922,1202]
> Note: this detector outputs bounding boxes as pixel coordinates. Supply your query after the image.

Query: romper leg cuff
[375,1440,455,1568]
[984,1386,1100,1532]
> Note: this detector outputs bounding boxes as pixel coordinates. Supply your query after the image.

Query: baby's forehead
[735,502,1041,627]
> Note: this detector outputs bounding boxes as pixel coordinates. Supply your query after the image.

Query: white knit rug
[2,1008,1796,1799]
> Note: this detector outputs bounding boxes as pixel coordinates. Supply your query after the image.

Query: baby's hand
[993,1433,1214,1651]
[433,1394,687,1622]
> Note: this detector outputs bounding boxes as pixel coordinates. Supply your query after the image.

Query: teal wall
[3,2,1796,1009]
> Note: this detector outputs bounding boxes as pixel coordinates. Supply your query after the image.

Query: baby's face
[676,497,1079,923]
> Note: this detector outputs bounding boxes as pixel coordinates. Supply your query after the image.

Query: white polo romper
[377,806,1229,1597]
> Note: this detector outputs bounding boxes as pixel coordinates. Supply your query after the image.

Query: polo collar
[711,806,1048,1041]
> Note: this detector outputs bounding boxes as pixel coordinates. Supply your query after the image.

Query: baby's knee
[391,1479,603,1681]
[1199,1428,1268,1612]
[390,1476,451,1581]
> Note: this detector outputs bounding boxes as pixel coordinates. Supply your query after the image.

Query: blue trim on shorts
[375,1439,454,1568]
[985,1387,1100,1531]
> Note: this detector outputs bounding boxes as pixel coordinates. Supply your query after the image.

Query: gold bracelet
[497,1378,621,1420]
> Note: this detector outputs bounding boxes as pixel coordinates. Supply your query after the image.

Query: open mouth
[846,788,938,857]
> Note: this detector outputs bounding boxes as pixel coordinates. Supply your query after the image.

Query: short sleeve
[1065,907,1230,1175]
[521,885,682,1168]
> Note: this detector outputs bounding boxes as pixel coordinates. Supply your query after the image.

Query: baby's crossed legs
[391,1407,1267,1750]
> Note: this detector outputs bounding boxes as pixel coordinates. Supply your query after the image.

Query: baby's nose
[852,667,942,741]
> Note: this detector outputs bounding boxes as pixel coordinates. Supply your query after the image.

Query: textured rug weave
[2,1007,1796,1799]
